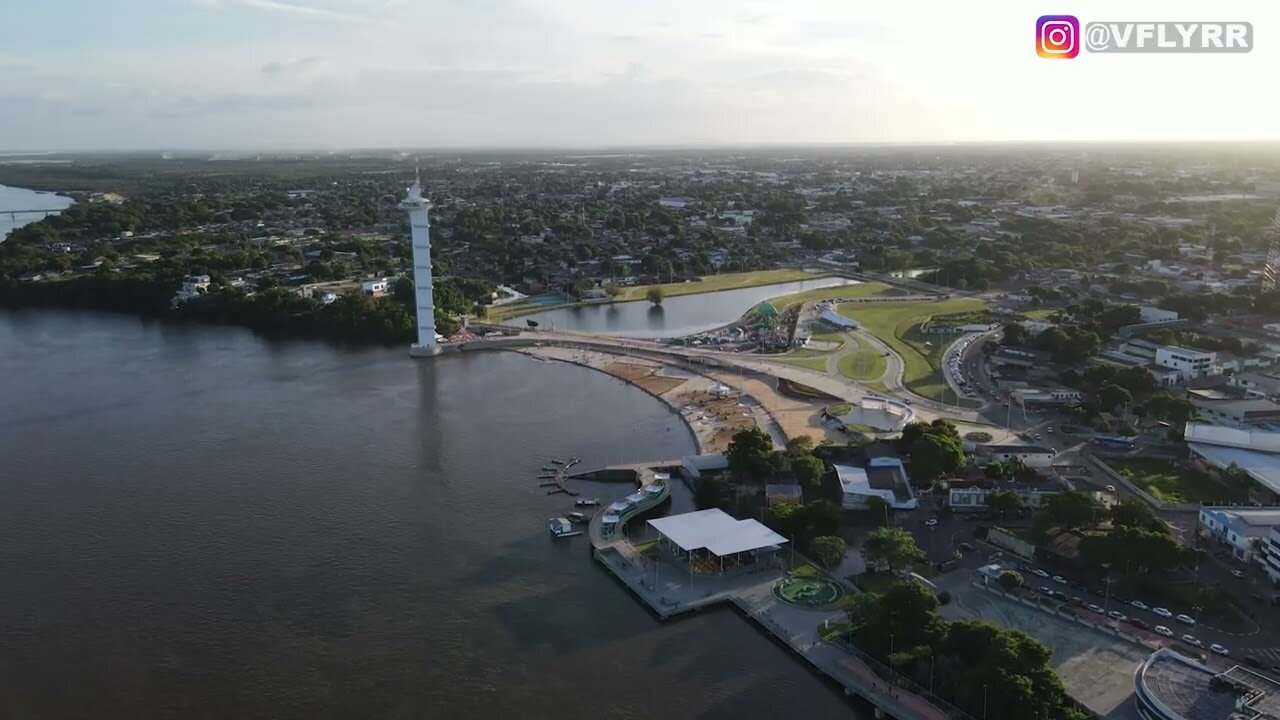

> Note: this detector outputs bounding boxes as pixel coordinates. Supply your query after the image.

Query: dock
[539,457,581,496]
[585,468,951,720]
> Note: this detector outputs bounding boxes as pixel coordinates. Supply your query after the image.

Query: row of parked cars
[1027,567,1229,655]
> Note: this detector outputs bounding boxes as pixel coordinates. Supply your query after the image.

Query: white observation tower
[401,171,439,356]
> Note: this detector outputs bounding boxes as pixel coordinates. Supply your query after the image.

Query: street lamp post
[983,684,989,720]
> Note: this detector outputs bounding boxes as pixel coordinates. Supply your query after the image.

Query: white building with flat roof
[1155,345,1216,381]
[1198,507,1280,563]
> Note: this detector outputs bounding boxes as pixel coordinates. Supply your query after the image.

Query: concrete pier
[585,473,953,720]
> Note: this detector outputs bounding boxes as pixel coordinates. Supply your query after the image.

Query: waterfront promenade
[588,494,951,720]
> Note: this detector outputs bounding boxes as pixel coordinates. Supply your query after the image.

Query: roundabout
[772,574,846,609]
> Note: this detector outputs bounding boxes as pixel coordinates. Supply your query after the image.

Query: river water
[0,310,866,719]
[513,277,857,337]
[0,184,74,240]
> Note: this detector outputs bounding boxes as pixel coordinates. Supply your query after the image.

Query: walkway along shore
[585,473,952,720]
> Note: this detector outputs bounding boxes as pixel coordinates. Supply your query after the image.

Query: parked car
[1231,569,1245,579]
[1105,485,1116,493]
[1032,569,1049,578]
[1088,604,1105,614]
[1039,586,1053,595]
[1176,614,1196,626]
[1129,618,1150,630]
[1052,575,1067,585]
[1182,634,1203,647]
[1131,600,1149,611]
[1108,610,1127,622]
[925,518,938,527]
[1155,625,1174,637]
[1051,590,1068,601]
[1210,644,1230,656]
[1153,607,1173,618]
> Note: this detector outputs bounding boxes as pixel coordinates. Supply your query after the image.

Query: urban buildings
[1197,507,1280,564]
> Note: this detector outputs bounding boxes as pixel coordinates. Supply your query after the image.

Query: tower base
[409,343,442,358]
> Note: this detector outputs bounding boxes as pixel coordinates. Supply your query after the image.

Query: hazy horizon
[6,0,1279,151]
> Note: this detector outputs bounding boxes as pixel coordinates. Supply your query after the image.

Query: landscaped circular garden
[964,431,993,442]
[772,574,845,609]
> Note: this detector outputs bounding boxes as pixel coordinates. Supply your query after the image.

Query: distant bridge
[4,208,67,220]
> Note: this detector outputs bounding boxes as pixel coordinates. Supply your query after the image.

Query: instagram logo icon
[1037,15,1080,58]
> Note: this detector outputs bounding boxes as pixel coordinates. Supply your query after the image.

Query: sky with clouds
[3,0,1278,150]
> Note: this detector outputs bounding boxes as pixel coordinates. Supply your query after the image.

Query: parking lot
[1011,559,1280,674]
[934,572,1145,720]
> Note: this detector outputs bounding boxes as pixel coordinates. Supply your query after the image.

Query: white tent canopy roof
[647,508,788,557]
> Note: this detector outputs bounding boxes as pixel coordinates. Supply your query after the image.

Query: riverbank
[517,346,782,453]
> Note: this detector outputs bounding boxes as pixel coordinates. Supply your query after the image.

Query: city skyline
[4,0,1279,151]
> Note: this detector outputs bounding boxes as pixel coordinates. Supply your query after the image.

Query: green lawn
[621,269,821,301]
[836,298,987,404]
[1103,457,1244,504]
[863,380,892,395]
[768,281,898,311]
[818,621,854,642]
[1022,308,1059,320]
[778,356,829,372]
[837,348,888,381]
[633,540,659,556]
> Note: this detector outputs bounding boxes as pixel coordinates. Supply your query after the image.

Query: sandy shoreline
[516,346,790,453]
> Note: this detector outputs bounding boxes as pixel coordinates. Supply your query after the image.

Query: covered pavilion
[647,508,788,573]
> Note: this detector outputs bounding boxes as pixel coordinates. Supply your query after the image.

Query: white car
[1052,575,1067,585]
[1231,569,1245,579]
[925,518,938,527]
[1155,625,1174,637]
[1131,600,1149,611]
[1182,634,1202,648]
[1032,569,1050,578]
[1176,614,1196,626]
[1088,604,1105,614]
[1105,485,1116,493]
[1153,607,1173,618]
[1108,610,1127,622]
[1210,644,1230,656]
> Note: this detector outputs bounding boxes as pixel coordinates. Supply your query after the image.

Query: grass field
[1103,457,1244,505]
[768,281,898,311]
[620,269,821,301]
[863,380,892,395]
[1022,308,1059,320]
[836,298,987,404]
[777,356,829,372]
[837,348,888,381]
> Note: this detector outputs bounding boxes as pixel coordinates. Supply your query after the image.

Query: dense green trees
[898,419,965,485]
[810,536,847,569]
[1035,491,1104,533]
[726,428,781,481]
[986,490,1023,518]
[846,580,1086,720]
[862,526,926,572]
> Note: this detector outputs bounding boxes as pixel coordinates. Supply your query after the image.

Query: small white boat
[567,511,588,524]
[549,517,583,538]
[575,498,600,507]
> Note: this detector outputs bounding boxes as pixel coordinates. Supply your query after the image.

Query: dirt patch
[670,388,758,451]
[603,361,687,395]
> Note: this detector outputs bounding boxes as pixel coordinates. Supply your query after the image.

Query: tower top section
[400,175,430,209]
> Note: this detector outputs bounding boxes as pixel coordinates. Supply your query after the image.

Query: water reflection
[513,277,856,337]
